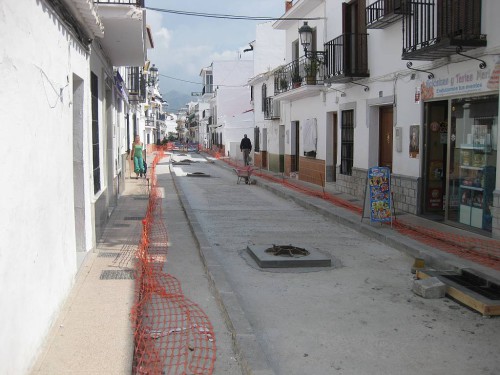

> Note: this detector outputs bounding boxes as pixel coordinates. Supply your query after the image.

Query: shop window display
[450,95,497,232]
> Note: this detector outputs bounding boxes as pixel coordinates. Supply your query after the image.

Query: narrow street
[165,152,500,375]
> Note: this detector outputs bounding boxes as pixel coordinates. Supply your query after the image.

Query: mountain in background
[162,90,193,114]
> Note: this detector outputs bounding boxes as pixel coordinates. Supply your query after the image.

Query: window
[254,127,260,152]
[204,73,213,94]
[341,110,354,175]
[91,72,101,194]
[261,84,267,113]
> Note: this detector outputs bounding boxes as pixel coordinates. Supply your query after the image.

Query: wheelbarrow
[233,166,253,184]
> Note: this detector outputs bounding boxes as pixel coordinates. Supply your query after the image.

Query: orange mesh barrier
[214,155,500,271]
[130,150,216,374]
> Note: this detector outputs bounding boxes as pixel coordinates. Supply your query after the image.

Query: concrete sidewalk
[30,176,149,374]
[30,154,242,375]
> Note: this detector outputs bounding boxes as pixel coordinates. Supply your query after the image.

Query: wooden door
[379,106,393,170]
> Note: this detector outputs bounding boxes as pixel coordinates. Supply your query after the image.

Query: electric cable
[145,7,323,21]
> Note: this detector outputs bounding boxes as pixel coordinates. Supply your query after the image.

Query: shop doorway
[423,101,448,219]
[379,106,393,170]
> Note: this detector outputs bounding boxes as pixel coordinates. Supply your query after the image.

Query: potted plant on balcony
[279,77,288,91]
[292,71,302,88]
[304,59,318,85]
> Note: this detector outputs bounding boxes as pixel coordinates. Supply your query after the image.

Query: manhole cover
[100,270,135,280]
[187,172,211,177]
[247,245,330,268]
[123,216,143,221]
[265,245,310,257]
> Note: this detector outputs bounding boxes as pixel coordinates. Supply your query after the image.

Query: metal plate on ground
[123,216,144,221]
[98,252,120,258]
[247,245,331,268]
[100,270,135,280]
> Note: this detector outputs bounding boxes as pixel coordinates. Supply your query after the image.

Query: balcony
[366,0,408,29]
[145,115,154,128]
[274,54,325,100]
[402,0,486,61]
[264,97,280,120]
[93,0,148,66]
[126,67,146,103]
[324,33,369,84]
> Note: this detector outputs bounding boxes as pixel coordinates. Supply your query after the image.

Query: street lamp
[298,22,327,64]
[149,64,158,85]
[148,64,161,145]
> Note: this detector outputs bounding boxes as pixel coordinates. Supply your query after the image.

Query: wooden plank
[415,269,500,317]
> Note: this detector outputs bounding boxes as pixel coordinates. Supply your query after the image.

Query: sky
[145,0,287,106]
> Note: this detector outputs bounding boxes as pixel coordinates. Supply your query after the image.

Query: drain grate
[265,244,309,258]
[100,270,135,280]
[98,252,120,258]
[441,270,500,300]
[112,223,130,228]
[133,197,149,200]
[123,216,144,221]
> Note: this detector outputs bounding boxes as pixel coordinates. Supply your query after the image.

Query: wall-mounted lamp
[298,22,327,64]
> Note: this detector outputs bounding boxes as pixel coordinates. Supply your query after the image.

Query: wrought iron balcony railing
[324,33,369,84]
[145,116,154,128]
[127,67,146,103]
[274,53,325,95]
[366,0,408,29]
[402,0,486,61]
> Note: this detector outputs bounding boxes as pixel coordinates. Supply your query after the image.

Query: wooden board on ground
[416,269,500,316]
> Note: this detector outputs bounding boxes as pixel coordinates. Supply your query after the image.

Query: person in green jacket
[131,135,145,178]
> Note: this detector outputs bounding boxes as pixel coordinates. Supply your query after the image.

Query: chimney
[285,0,293,12]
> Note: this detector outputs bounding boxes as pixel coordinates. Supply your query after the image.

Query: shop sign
[420,56,500,100]
[367,167,392,223]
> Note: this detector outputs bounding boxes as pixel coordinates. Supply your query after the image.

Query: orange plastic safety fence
[216,155,500,270]
[131,151,216,374]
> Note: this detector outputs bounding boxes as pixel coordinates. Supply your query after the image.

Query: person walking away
[240,134,252,166]
[131,135,145,178]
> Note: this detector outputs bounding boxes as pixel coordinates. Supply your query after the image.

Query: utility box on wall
[395,127,402,152]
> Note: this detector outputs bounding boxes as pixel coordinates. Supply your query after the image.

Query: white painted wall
[254,22,286,74]
[212,60,253,155]
[0,1,92,373]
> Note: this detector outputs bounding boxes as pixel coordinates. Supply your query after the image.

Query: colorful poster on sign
[368,167,392,223]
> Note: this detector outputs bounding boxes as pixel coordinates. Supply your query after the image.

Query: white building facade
[200,60,254,161]
[259,0,500,238]
[0,0,151,373]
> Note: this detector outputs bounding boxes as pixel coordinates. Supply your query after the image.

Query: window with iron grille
[91,72,101,194]
[261,84,267,113]
[341,110,354,176]
[254,127,260,152]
